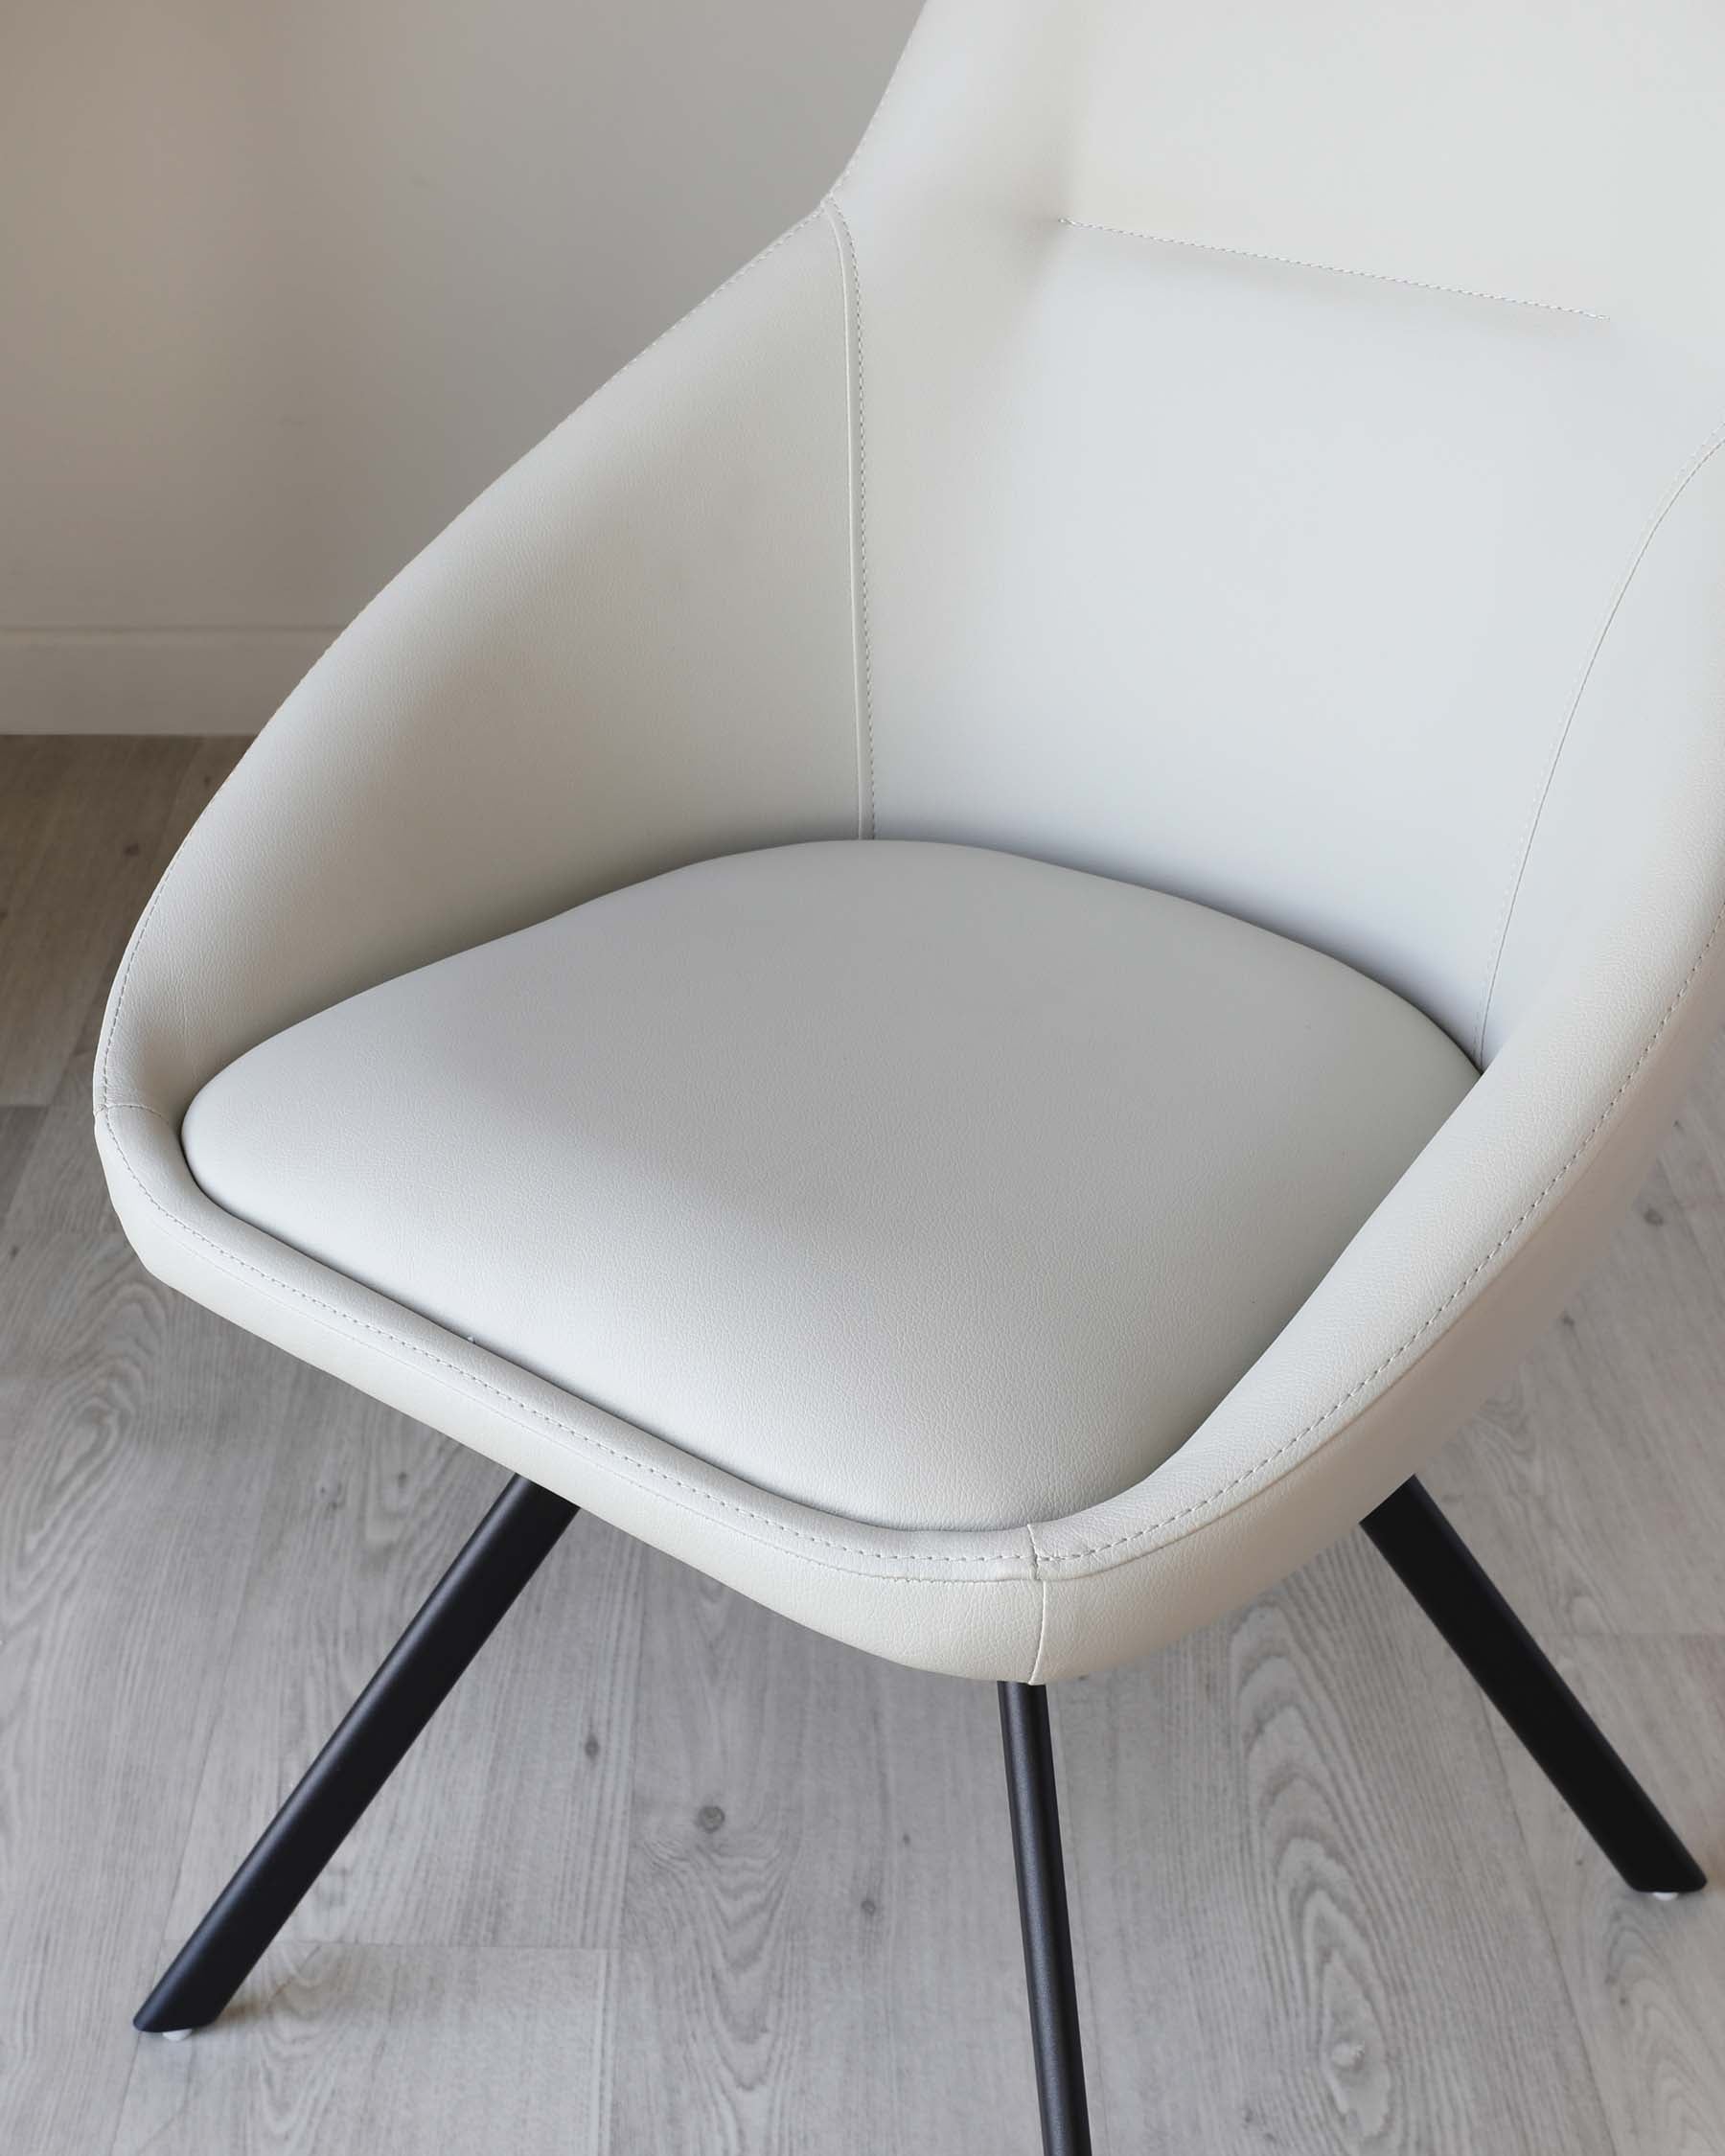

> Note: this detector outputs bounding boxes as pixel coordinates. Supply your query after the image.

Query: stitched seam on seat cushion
[102,1103,1034,1568]
[1472,415,1725,1060]
[1056,218,1604,319]
[822,196,876,837]
[1037,884,1725,1571]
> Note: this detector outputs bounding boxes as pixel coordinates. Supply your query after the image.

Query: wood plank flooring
[1,736,1721,2154]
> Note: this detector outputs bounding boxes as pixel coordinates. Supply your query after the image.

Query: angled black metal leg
[135,1474,579,2035]
[1362,1478,1704,1896]
[999,1682,1093,2156]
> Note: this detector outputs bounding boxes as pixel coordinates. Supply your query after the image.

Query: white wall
[1,0,915,732]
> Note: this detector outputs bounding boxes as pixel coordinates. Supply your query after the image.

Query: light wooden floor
[3,737,1724,2156]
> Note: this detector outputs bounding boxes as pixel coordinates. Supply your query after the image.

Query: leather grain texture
[95,1,1725,1677]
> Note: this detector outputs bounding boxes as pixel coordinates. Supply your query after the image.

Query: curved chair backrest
[91,0,1725,1693]
[828,0,1725,1058]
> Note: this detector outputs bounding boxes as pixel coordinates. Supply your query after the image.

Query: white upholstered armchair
[97,3,1725,2146]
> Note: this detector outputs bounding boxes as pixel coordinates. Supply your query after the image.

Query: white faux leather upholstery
[96,2,1725,1679]
[179,841,1475,1532]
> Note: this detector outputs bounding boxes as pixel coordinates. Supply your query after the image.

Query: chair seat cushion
[182,840,1476,1531]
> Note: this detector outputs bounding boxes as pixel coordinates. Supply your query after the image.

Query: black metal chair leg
[999,1682,1093,2156]
[135,1474,579,2035]
[1362,1477,1705,1896]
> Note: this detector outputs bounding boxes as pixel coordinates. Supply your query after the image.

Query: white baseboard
[0,626,339,734]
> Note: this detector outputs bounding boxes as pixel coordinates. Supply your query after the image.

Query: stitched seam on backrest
[822,196,877,837]
[1057,218,1604,319]
[1474,415,1725,1060]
